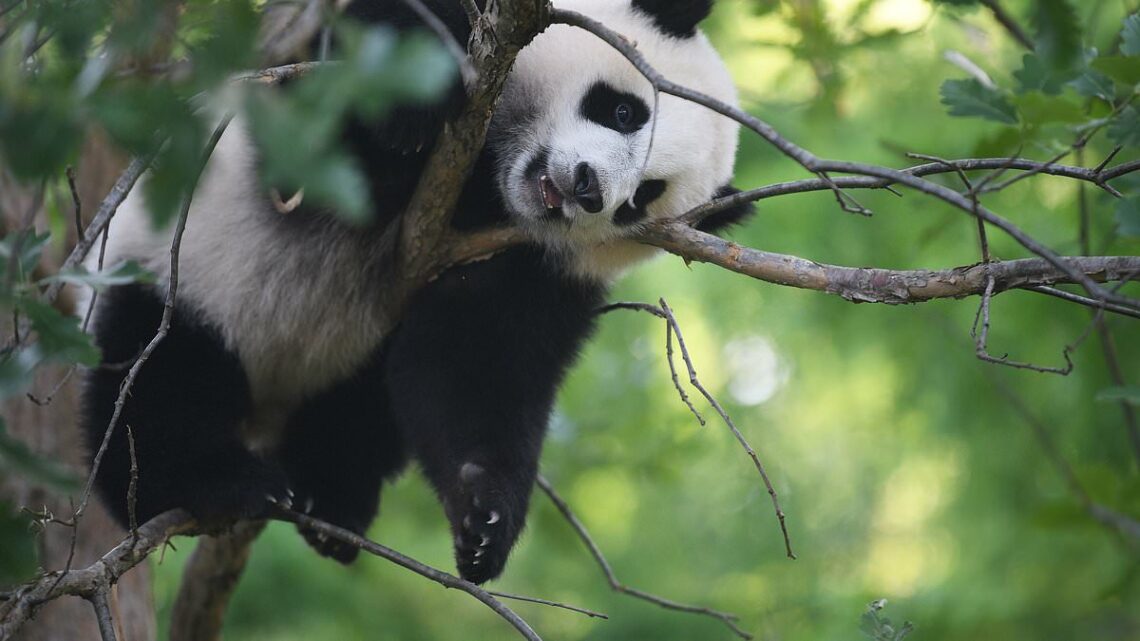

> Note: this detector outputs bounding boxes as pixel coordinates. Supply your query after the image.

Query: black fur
[697,184,755,233]
[631,0,713,39]
[83,284,290,530]
[82,0,741,585]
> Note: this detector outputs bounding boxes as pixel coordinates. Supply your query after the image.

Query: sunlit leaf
[940,79,1018,124]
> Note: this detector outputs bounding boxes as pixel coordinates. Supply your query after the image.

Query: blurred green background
[137,2,1137,640]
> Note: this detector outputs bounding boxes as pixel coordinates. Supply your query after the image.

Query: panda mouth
[538,175,565,211]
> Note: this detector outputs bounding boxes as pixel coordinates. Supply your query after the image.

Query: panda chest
[179,233,391,418]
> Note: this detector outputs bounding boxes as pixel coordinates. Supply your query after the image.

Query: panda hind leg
[278,351,406,563]
[81,284,291,531]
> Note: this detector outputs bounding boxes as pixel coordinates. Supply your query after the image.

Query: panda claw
[487,511,500,525]
[474,548,485,558]
[463,515,473,530]
[303,497,315,514]
[480,535,490,547]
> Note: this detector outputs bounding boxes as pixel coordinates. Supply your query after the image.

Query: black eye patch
[580,81,650,134]
[614,180,667,226]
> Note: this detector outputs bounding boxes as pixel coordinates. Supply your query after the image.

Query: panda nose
[573,163,604,213]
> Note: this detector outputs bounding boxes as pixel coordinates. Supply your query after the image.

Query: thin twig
[66,165,82,239]
[398,0,477,86]
[487,591,609,620]
[597,302,705,425]
[41,154,153,306]
[978,0,1035,50]
[1025,286,1140,321]
[973,275,1074,374]
[126,424,140,544]
[990,379,1140,543]
[535,475,753,640]
[78,117,231,523]
[272,508,542,641]
[657,299,795,560]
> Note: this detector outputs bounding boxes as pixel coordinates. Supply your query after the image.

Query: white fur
[497,0,740,279]
[91,0,740,429]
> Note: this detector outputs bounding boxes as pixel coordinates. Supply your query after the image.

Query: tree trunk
[1,136,156,641]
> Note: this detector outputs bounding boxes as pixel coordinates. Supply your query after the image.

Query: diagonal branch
[536,475,753,640]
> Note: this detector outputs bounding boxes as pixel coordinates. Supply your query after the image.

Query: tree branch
[637,222,1140,307]
[0,510,196,638]
[550,8,1139,311]
[536,474,753,640]
[169,521,266,641]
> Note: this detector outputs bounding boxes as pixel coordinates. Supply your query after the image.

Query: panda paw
[294,496,370,564]
[182,457,292,531]
[451,462,521,585]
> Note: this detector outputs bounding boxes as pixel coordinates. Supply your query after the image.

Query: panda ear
[631,0,713,39]
[696,184,756,234]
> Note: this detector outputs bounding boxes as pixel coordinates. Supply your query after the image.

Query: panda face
[489,0,740,253]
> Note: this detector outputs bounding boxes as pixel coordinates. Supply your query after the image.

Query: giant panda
[81,0,752,584]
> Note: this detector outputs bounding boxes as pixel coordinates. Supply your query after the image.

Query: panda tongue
[539,175,564,209]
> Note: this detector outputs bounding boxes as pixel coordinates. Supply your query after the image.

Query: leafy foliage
[0,0,451,584]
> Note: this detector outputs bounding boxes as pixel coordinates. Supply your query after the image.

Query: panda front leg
[385,362,545,585]
[278,351,407,564]
[81,284,291,529]
[382,251,602,584]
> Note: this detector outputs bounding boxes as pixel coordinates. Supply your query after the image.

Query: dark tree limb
[168,521,266,641]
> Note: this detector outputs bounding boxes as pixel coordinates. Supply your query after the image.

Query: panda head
[488,0,743,255]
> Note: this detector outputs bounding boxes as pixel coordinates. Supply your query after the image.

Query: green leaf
[42,260,156,292]
[1108,106,1140,148]
[1012,92,1085,125]
[1032,0,1082,73]
[1121,14,1140,56]
[0,500,38,585]
[940,79,1018,124]
[1090,56,1140,86]
[21,299,100,367]
[1096,386,1140,405]
[0,419,79,492]
[1069,67,1116,101]
[1115,196,1140,237]
[1014,54,1074,95]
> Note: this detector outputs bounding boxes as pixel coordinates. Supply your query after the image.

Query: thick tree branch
[169,521,266,641]
[637,222,1140,306]
[0,510,195,638]
[398,0,549,288]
